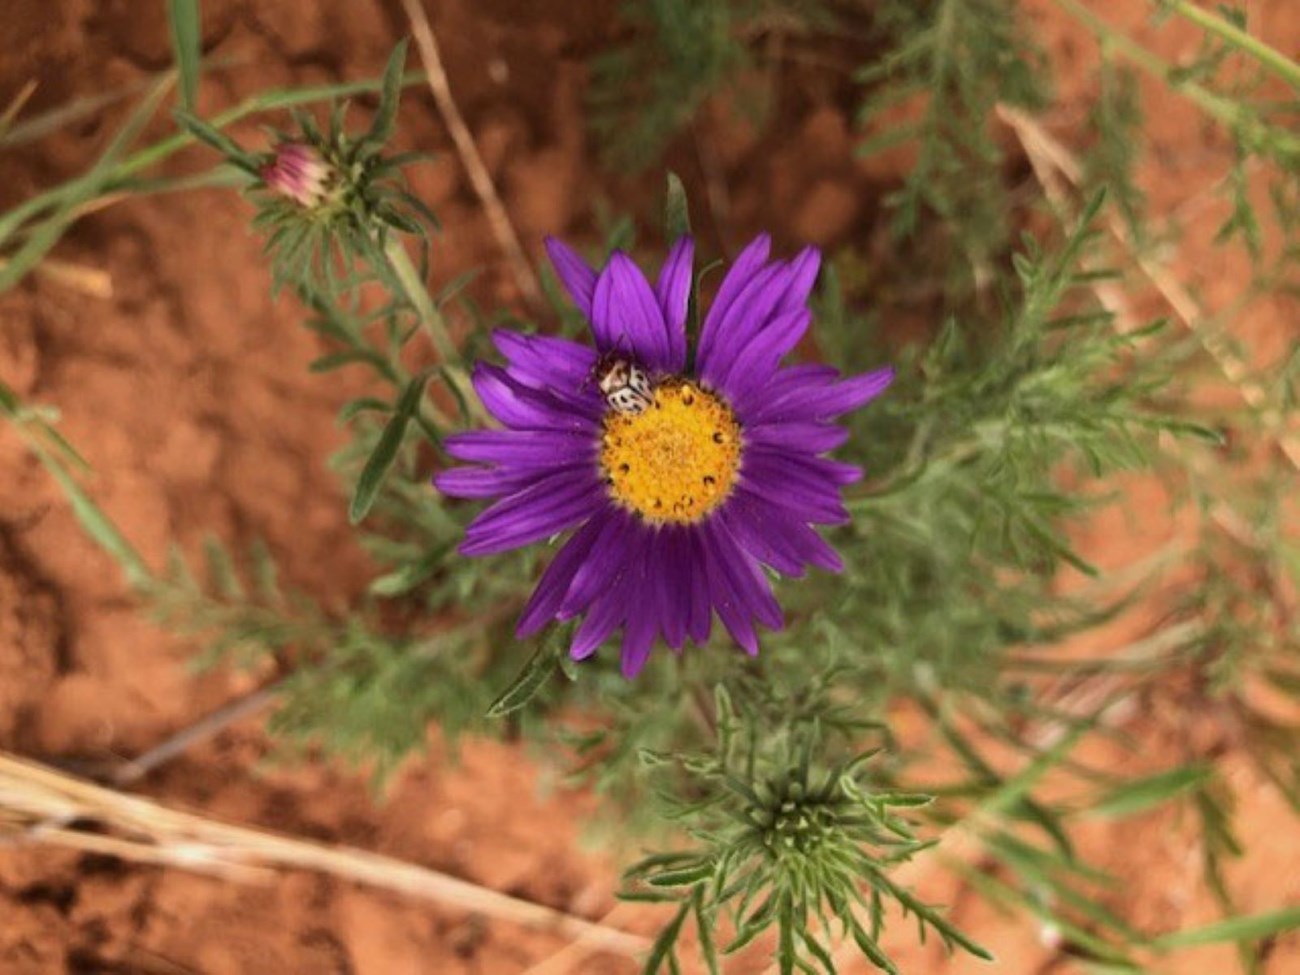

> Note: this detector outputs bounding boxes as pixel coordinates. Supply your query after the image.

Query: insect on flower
[435,234,894,678]
[593,354,656,415]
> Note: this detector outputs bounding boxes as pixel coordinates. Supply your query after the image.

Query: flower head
[259,141,335,209]
[435,235,893,677]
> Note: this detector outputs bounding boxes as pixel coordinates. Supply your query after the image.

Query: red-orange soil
[1,1,1297,973]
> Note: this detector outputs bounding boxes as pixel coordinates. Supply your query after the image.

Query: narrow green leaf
[1151,907,1300,949]
[0,379,19,414]
[248,537,281,603]
[778,899,796,975]
[368,543,451,598]
[1090,765,1212,818]
[348,372,427,524]
[369,39,409,144]
[798,929,837,974]
[1157,419,1226,445]
[173,108,259,173]
[485,636,561,719]
[168,0,202,110]
[309,349,389,374]
[26,442,153,590]
[664,171,691,241]
[648,863,715,888]
[693,891,721,975]
[618,889,682,904]
[624,852,700,877]
[339,397,393,423]
[202,536,244,599]
[645,903,690,974]
[0,76,173,292]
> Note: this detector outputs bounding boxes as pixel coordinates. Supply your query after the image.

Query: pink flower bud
[260,142,332,208]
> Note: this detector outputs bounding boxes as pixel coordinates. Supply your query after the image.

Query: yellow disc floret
[601,379,742,524]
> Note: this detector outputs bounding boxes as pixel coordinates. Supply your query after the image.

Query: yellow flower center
[600,379,742,525]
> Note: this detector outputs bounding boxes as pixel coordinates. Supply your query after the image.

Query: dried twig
[0,751,650,960]
[999,102,1294,557]
[996,103,1300,471]
[111,683,281,786]
[0,80,38,135]
[397,0,544,310]
[0,256,113,298]
[518,902,644,975]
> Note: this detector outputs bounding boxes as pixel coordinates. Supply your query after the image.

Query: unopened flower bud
[260,142,333,208]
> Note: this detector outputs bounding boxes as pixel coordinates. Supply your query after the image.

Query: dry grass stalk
[997,104,1300,472]
[0,256,113,298]
[0,751,650,960]
[397,0,544,311]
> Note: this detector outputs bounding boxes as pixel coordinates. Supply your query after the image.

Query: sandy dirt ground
[1,0,1297,972]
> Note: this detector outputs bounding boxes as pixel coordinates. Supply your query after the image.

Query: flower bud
[260,142,333,208]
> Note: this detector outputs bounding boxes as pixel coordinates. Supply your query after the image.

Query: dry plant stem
[0,751,651,959]
[0,80,38,133]
[111,683,281,786]
[397,0,544,311]
[814,100,1287,968]
[996,103,1300,472]
[518,903,644,975]
[0,256,112,298]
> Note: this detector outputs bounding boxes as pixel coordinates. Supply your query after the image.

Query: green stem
[22,435,155,591]
[382,237,483,425]
[0,72,428,246]
[1053,0,1300,160]
[1159,0,1300,91]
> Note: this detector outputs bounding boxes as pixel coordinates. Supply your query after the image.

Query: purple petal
[445,429,596,467]
[738,454,852,525]
[516,513,608,637]
[709,520,783,631]
[747,366,895,425]
[490,329,604,415]
[700,521,759,655]
[591,252,673,370]
[460,473,605,556]
[655,236,694,371]
[545,237,598,318]
[472,363,601,430]
[745,421,850,453]
[780,520,844,573]
[435,462,584,500]
[559,510,638,618]
[653,530,688,650]
[492,329,597,386]
[570,589,624,660]
[709,309,810,400]
[698,262,786,384]
[568,521,651,659]
[774,246,821,317]
[620,597,658,678]
[698,244,823,384]
[683,529,713,645]
[731,363,835,421]
[717,500,805,577]
[720,492,844,575]
[697,235,771,369]
[746,447,862,486]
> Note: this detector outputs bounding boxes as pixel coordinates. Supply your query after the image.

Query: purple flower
[260,142,333,208]
[435,235,894,678]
